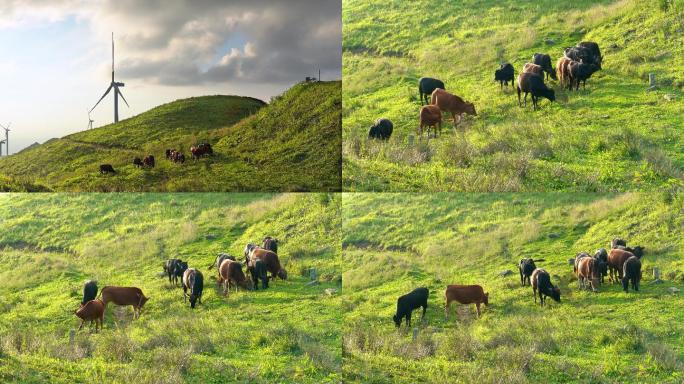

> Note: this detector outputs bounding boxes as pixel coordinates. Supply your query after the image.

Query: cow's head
[483,292,489,306]
[278,268,288,280]
[189,294,199,309]
[392,314,401,328]
[632,246,644,258]
[550,287,561,303]
[176,261,188,275]
[465,102,477,116]
[140,295,150,308]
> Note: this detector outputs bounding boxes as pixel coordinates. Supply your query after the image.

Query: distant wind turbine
[87,109,94,130]
[0,122,10,156]
[90,32,129,123]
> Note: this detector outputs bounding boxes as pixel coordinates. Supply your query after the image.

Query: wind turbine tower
[90,33,129,123]
[0,122,10,156]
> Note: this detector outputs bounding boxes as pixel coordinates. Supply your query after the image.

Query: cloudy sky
[0,0,341,154]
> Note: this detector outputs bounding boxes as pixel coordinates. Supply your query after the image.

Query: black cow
[262,236,279,254]
[519,258,543,286]
[418,77,445,105]
[531,268,561,306]
[532,53,557,80]
[249,259,269,290]
[163,259,188,286]
[594,248,609,284]
[495,63,515,89]
[578,41,603,67]
[82,280,98,306]
[567,61,599,90]
[564,46,601,69]
[182,268,204,308]
[611,238,627,249]
[622,256,641,292]
[133,157,143,168]
[393,287,429,328]
[368,118,394,140]
[99,164,115,174]
[616,245,644,259]
[517,72,555,110]
[209,253,236,270]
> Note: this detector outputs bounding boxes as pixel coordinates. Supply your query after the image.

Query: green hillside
[342,0,684,191]
[0,81,341,192]
[0,193,341,383]
[342,192,684,383]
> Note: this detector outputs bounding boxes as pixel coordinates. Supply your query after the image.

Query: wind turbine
[90,33,129,123]
[0,122,9,156]
[87,109,94,130]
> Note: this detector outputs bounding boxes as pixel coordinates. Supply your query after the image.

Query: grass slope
[0,81,341,192]
[342,192,684,383]
[0,193,341,383]
[342,0,684,191]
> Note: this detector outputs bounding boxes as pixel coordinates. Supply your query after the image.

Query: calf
[567,61,599,90]
[219,259,253,296]
[100,286,149,319]
[622,256,642,292]
[495,63,515,89]
[418,105,442,137]
[82,280,98,306]
[182,268,204,308]
[577,257,600,291]
[522,63,544,77]
[531,268,561,306]
[607,248,635,283]
[517,72,555,110]
[247,258,269,290]
[75,299,105,331]
[430,88,477,127]
[393,287,429,328]
[519,258,543,286]
[163,259,188,286]
[99,164,115,174]
[532,53,557,80]
[556,56,573,88]
[368,118,394,140]
[418,77,445,105]
[445,285,488,319]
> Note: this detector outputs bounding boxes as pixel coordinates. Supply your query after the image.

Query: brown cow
[75,299,105,331]
[418,104,442,137]
[576,257,600,291]
[444,284,489,319]
[100,286,149,319]
[262,236,278,254]
[250,248,288,282]
[607,248,635,283]
[219,259,253,296]
[556,57,573,88]
[430,88,476,127]
[523,63,544,76]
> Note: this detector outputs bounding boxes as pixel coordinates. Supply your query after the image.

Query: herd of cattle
[74,236,286,331]
[98,143,213,175]
[368,41,603,140]
[392,237,644,328]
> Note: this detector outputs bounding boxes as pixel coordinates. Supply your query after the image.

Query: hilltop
[0,81,341,192]
[342,192,684,383]
[342,0,684,191]
[0,193,341,383]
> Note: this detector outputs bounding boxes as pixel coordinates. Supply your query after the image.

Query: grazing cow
[172,152,186,163]
[133,157,143,168]
[368,118,394,140]
[616,245,644,259]
[607,248,635,283]
[247,258,269,290]
[567,61,599,90]
[573,252,591,275]
[182,268,204,308]
[556,56,573,88]
[519,258,544,286]
[445,285,488,319]
[393,287,429,328]
[531,268,561,306]
[517,72,555,110]
[577,257,601,291]
[522,63,544,77]
[75,299,105,331]
[218,259,253,296]
[622,256,642,292]
[100,286,149,319]
[430,88,477,127]
[190,143,213,160]
[82,280,98,306]
[262,236,279,254]
[610,238,626,249]
[143,155,155,168]
[99,164,115,174]
[250,248,287,282]
[209,253,236,270]
[495,63,515,89]
[564,46,601,69]
[418,77,445,105]
[533,53,557,80]
[418,104,442,137]
[163,259,188,286]
[578,41,603,67]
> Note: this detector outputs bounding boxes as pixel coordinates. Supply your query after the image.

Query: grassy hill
[342,192,684,383]
[342,0,684,191]
[0,193,341,383]
[0,81,341,192]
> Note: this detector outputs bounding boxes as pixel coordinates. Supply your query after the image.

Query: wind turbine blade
[90,85,113,112]
[116,86,130,108]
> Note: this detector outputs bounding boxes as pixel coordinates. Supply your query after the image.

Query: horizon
[0,1,341,155]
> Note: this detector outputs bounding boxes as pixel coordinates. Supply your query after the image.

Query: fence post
[649,73,656,87]
[309,268,318,281]
[69,329,75,346]
[408,134,415,146]
[412,328,419,342]
[653,267,661,280]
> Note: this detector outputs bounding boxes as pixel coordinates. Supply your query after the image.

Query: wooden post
[653,267,661,280]
[69,329,75,346]
[649,73,656,87]
[412,328,419,341]
[309,268,318,281]
[408,134,415,146]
